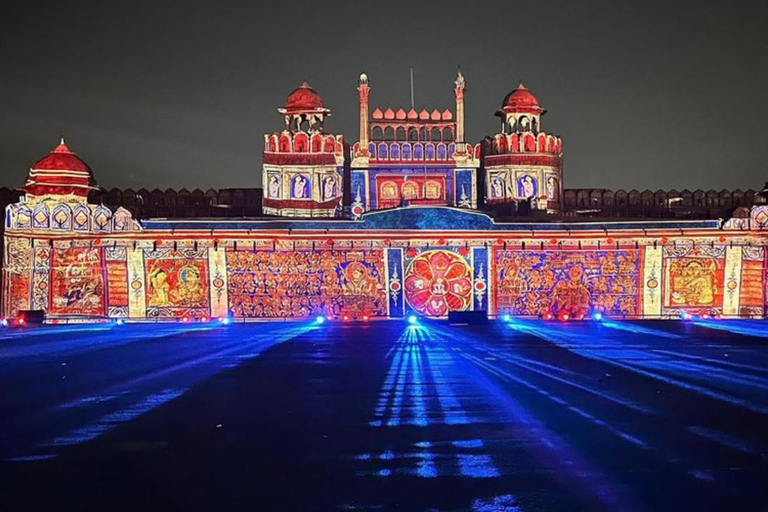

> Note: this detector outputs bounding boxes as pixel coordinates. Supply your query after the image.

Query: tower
[349,72,480,216]
[262,82,345,218]
[482,83,563,212]
[454,70,465,144]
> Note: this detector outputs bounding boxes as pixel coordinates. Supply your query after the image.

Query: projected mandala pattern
[144,249,210,319]
[495,250,640,316]
[49,247,105,316]
[226,250,386,318]
[403,250,473,317]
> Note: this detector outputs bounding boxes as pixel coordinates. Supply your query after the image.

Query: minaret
[357,73,370,156]
[454,70,466,144]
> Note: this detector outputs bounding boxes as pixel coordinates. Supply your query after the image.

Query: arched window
[443,127,454,141]
[390,143,400,160]
[431,127,441,142]
[384,126,395,141]
[408,127,418,141]
[396,127,406,141]
[372,126,383,141]
[402,144,411,160]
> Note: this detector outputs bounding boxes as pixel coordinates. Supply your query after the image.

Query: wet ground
[0,318,767,511]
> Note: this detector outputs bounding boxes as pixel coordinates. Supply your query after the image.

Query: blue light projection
[694,319,768,339]
[499,320,768,414]
[3,322,315,462]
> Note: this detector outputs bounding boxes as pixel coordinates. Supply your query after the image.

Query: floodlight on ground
[316,315,325,325]
[408,315,418,325]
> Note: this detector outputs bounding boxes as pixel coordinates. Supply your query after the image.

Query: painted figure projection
[404,250,473,317]
[50,247,105,316]
[145,250,209,318]
[490,173,505,198]
[268,174,281,199]
[663,249,724,313]
[496,250,640,316]
[291,174,310,199]
[322,175,337,201]
[517,174,537,198]
[227,250,386,318]
[546,176,559,201]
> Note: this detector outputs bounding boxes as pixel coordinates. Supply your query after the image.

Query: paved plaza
[1,319,767,510]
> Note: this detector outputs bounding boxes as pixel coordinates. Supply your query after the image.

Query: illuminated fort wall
[5,207,767,321]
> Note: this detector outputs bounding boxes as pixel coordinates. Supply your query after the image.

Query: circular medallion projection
[403,250,473,317]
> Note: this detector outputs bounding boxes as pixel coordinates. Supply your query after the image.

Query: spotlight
[316,315,325,325]
[1,319,8,327]
[502,314,511,323]
[116,319,125,326]
[182,316,190,323]
[201,316,209,323]
[362,314,370,322]
[220,316,231,325]
[593,312,603,322]
[681,312,691,321]
[408,315,418,325]
[561,313,570,322]
[17,318,26,326]
[545,313,553,321]
[342,314,350,322]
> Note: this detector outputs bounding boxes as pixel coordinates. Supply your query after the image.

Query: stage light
[545,313,553,320]
[182,316,190,323]
[362,314,370,322]
[681,312,691,321]
[342,314,350,322]
[561,313,570,321]
[219,316,231,325]
[201,316,209,323]
[316,315,325,325]
[408,315,418,325]
[1,319,7,327]
[593,312,603,321]
[502,314,511,323]
[115,319,125,326]
[17,318,26,326]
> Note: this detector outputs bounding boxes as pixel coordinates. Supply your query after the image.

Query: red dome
[501,83,542,112]
[24,138,98,198]
[285,81,324,111]
[31,140,91,173]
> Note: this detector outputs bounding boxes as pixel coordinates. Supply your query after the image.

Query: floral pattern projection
[49,247,105,316]
[663,245,724,316]
[495,250,640,317]
[3,237,33,318]
[403,250,473,317]
[226,250,386,318]
[145,249,209,319]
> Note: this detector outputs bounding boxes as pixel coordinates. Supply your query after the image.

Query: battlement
[264,132,344,155]
[486,131,563,156]
[351,141,481,163]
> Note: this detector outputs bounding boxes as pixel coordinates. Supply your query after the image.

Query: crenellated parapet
[486,131,563,156]
[263,132,345,161]
[6,200,141,234]
[351,141,481,163]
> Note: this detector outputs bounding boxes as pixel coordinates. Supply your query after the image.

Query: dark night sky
[1,1,766,192]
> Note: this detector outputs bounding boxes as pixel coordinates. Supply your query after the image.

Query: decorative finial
[60,135,65,145]
[359,72,368,84]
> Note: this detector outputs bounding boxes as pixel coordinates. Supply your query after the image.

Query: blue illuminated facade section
[386,248,404,318]
[471,246,489,312]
